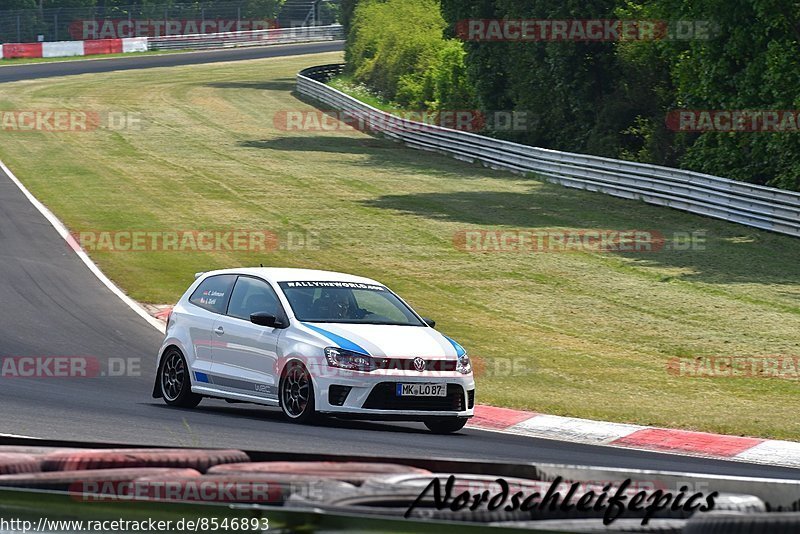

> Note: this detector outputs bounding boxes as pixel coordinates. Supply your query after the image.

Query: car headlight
[324,347,376,372]
[456,353,472,375]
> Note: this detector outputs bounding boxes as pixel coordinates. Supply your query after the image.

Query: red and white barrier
[122,37,148,53]
[43,41,84,57]
[1,37,148,60]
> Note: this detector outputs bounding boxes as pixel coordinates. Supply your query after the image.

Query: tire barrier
[207,461,431,485]
[0,467,200,492]
[534,463,800,512]
[41,448,250,473]
[495,518,687,533]
[0,453,41,475]
[131,473,358,504]
[289,485,764,524]
[0,440,793,530]
[683,511,800,533]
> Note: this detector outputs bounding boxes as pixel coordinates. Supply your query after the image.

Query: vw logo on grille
[413,357,426,372]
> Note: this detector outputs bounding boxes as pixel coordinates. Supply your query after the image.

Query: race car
[152,268,475,433]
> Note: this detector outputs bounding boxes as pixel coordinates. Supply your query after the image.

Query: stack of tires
[1,448,798,532]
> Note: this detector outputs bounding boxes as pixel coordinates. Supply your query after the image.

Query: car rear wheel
[424,418,468,434]
[280,362,316,423]
[159,348,202,408]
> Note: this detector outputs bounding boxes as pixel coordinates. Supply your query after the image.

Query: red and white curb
[1,38,147,60]
[3,158,799,472]
[468,405,800,469]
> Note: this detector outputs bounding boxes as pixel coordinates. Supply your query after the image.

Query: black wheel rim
[161,351,185,402]
[282,365,310,418]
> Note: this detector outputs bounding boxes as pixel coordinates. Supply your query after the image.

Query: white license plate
[396,383,447,397]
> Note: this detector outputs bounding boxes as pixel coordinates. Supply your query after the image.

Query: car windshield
[278,281,425,326]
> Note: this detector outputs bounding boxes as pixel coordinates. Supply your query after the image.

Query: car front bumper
[311,369,475,419]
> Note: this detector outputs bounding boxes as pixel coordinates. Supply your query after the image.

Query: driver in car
[315,290,357,320]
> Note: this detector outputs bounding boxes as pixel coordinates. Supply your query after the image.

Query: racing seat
[310,293,334,318]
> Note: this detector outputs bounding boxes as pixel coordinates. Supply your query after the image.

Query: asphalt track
[0,42,797,480]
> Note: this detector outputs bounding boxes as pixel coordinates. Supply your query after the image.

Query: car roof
[199,267,382,286]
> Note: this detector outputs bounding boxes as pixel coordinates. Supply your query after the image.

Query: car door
[210,276,285,402]
[185,274,237,378]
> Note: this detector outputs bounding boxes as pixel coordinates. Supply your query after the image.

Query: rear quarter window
[189,274,237,314]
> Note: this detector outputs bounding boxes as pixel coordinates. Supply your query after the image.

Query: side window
[227,276,282,321]
[189,275,236,314]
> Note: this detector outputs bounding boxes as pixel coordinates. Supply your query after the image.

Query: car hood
[299,322,464,359]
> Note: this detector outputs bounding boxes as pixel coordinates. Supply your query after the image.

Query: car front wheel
[279,362,316,423]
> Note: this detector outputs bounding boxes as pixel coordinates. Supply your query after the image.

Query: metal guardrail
[148,24,344,51]
[297,64,800,238]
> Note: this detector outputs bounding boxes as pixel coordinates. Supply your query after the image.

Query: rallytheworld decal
[282,281,386,291]
[405,475,718,525]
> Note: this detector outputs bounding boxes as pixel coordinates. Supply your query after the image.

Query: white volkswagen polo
[152,268,475,433]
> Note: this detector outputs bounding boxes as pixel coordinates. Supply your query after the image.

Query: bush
[425,39,476,111]
[346,0,473,110]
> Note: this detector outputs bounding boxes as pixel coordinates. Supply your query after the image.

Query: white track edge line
[0,159,165,334]
[0,433,42,439]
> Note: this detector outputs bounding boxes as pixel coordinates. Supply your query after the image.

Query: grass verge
[1,51,799,439]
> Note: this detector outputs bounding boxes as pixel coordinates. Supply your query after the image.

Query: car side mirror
[422,317,436,328]
[250,312,288,329]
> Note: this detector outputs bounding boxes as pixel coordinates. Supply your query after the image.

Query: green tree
[662,0,800,189]
[3,0,37,8]
[347,0,450,107]
[340,0,358,33]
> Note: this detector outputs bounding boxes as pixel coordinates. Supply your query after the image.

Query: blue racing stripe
[443,335,466,357]
[302,323,370,355]
[195,371,210,383]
